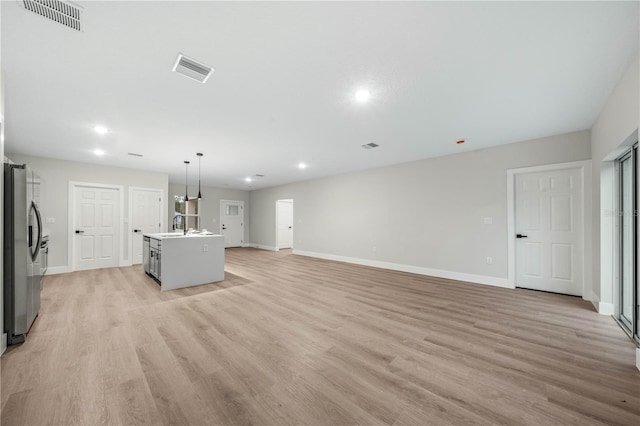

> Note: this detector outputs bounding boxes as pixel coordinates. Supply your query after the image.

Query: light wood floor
[1,248,639,425]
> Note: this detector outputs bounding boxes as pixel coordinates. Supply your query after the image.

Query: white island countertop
[144,232,225,291]
[145,232,220,240]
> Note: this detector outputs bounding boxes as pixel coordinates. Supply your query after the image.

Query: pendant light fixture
[197,152,203,199]
[184,160,190,201]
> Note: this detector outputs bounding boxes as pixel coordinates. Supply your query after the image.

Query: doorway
[616,145,638,341]
[69,182,123,271]
[220,200,244,247]
[276,199,294,250]
[507,161,591,296]
[130,187,163,265]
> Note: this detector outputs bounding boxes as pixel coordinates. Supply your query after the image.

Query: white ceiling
[2,1,638,190]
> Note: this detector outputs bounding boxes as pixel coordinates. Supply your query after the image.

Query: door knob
[75,230,85,234]
[516,234,528,239]
[133,229,141,233]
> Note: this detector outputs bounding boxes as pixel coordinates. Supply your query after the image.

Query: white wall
[167,182,250,243]
[590,50,638,384]
[250,130,590,286]
[590,53,639,314]
[1,69,6,353]
[5,154,168,272]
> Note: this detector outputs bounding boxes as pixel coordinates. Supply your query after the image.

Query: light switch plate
[45,217,55,224]
[484,217,493,225]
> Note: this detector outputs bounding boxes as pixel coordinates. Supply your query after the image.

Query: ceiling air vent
[20,0,82,32]
[361,142,379,150]
[172,53,215,83]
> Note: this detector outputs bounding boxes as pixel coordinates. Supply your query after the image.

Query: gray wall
[5,154,169,270]
[590,54,639,304]
[250,130,591,281]
[168,182,250,243]
[1,70,5,353]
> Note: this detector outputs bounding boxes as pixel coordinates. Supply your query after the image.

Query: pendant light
[197,152,203,199]
[184,160,190,201]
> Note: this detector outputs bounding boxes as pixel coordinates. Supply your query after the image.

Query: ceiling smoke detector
[361,142,379,150]
[172,53,215,83]
[20,0,83,32]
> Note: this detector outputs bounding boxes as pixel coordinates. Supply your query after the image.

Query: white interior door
[74,186,120,271]
[220,200,243,248]
[131,188,162,264]
[515,168,583,295]
[277,200,293,249]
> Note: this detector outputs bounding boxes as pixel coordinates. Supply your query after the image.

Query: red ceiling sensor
[456,139,465,145]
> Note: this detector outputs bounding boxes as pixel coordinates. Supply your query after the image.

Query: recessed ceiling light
[245,177,252,183]
[298,163,307,169]
[93,149,104,156]
[355,90,371,102]
[93,125,108,135]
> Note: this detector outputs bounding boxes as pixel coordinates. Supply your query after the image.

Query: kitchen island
[143,232,225,291]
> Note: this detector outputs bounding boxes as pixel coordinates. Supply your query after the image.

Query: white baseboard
[636,348,640,371]
[292,250,512,289]
[46,265,72,275]
[590,290,614,315]
[1,333,6,356]
[246,243,278,251]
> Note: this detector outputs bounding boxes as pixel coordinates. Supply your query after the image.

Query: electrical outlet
[486,257,493,265]
[372,246,377,252]
[203,244,209,252]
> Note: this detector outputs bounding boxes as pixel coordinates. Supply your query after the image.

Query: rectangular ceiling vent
[172,53,215,84]
[361,142,379,150]
[20,0,83,32]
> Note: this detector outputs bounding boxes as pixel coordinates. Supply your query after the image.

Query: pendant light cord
[184,160,190,202]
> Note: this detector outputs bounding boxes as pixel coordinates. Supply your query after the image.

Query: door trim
[506,160,592,297]
[128,186,165,266]
[219,200,244,247]
[275,199,294,251]
[68,181,125,271]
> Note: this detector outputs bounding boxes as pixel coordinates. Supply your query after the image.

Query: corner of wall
[590,290,614,315]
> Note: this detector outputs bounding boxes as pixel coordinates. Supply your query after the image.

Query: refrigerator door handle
[30,201,42,261]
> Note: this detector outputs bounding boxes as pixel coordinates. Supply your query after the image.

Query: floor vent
[172,53,214,83]
[20,0,82,32]
[361,142,380,150]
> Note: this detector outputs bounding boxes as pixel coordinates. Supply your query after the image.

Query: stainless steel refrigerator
[3,163,43,345]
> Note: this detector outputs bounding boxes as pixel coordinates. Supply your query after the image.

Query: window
[173,195,200,231]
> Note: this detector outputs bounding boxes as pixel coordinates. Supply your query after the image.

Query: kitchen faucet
[172,214,187,235]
